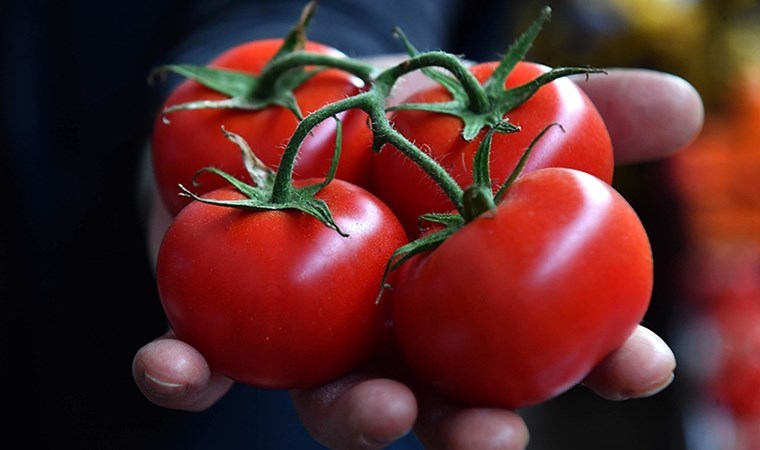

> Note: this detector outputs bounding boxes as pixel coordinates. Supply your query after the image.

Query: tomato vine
[151,1,656,409]
[153,2,601,235]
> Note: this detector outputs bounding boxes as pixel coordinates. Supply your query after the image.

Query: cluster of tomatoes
[150,3,655,410]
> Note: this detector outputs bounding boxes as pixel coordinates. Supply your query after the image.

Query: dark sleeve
[161,0,465,66]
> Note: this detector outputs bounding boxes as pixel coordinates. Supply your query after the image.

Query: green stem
[367,106,465,214]
[374,51,490,114]
[270,85,465,214]
[270,93,369,202]
[269,49,489,212]
[255,52,379,96]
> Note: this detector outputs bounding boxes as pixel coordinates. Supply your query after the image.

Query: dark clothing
[0,1,508,448]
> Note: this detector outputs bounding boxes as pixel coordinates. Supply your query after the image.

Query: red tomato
[372,61,613,236]
[156,179,407,389]
[390,168,652,409]
[152,39,373,216]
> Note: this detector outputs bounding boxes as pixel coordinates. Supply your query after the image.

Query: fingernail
[631,373,675,399]
[143,372,187,398]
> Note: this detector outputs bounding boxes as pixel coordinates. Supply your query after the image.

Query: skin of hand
[133,60,704,449]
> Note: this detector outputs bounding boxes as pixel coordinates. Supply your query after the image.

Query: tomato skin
[391,168,652,409]
[372,61,613,237]
[156,180,407,389]
[152,39,373,216]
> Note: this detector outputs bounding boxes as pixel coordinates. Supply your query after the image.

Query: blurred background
[3,1,756,449]
[504,1,760,448]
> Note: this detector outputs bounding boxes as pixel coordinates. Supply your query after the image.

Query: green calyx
[388,6,604,141]
[180,125,349,237]
[149,0,376,122]
[380,122,564,285]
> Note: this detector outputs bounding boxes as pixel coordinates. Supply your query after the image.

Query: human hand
[133,63,703,448]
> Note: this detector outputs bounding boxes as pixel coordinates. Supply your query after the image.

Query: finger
[414,401,530,450]
[404,375,528,450]
[573,68,704,165]
[132,334,233,411]
[582,325,676,400]
[290,376,418,450]
[435,408,530,450]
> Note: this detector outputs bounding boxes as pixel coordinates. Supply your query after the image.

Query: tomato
[156,179,407,389]
[372,61,613,236]
[152,39,373,216]
[390,168,652,409]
